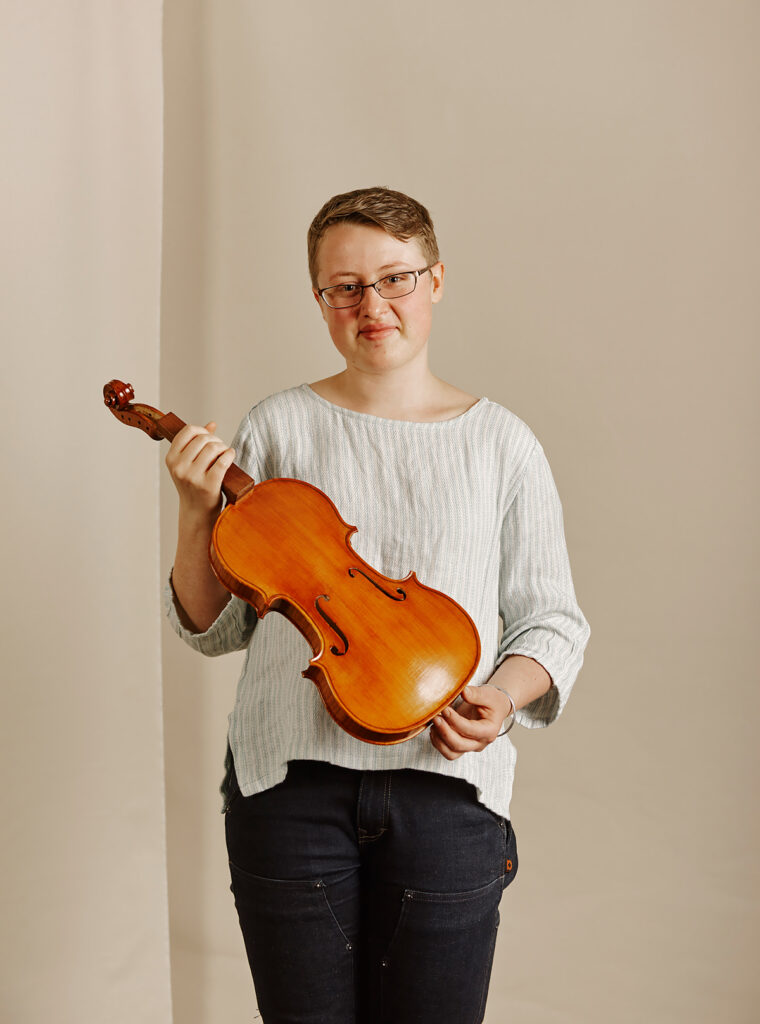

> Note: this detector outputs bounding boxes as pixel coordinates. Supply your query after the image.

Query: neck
[335,360,441,420]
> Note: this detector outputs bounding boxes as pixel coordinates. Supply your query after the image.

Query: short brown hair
[307,186,440,288]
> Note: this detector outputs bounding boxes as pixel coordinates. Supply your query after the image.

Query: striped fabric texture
[165,384,590,818]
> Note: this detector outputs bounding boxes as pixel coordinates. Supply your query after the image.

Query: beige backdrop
[1,3,172,1023]
[161,2,760,1021]
[2,2,758,1022]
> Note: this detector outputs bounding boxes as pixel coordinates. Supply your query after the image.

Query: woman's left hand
[430,685,513,761]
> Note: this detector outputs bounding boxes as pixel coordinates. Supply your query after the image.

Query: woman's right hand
[165,421,236,520]
[166,421,237,632]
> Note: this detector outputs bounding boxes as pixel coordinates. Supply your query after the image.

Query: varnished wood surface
[211,478,481,743]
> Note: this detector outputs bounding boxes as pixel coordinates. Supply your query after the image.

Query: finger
[206,445,236,486]
[166,424,216,471]
[430,714,493,759]
[429,720,463,761]
[460,686,513,726]
[459,685,502,710]
[169,422,215,453]
[169,436,229,481]
[189,437,231,470]
[431,711,485,755]
[173,423,227,459]
[439,705,494,742]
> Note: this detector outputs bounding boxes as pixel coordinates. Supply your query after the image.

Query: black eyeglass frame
[317,265,435,309]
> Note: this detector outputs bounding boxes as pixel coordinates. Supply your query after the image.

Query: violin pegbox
[103,379,165,440]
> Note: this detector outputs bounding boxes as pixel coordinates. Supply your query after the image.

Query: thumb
[204,421,217,433]
[461,685,491,706]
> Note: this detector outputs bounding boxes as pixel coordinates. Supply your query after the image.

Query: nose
[359,284,388,317]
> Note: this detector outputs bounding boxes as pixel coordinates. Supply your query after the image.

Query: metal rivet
[381,960,388,968]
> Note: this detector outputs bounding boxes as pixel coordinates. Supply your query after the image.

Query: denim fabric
[224,758,517,1024]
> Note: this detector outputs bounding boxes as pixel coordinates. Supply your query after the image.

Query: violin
[104,380,481,744]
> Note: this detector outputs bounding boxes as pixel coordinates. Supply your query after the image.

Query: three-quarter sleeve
[163,575,257,655]
[496,441,590,728]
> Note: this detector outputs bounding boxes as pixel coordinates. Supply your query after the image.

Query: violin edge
[307,674,432,744]
[209,534,481,744]
[209,477,482,747]
[302,661,478,745]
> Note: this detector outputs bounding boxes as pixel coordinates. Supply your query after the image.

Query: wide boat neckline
[301,383,487,426]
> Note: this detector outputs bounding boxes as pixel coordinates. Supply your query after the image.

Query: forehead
[316,222,426,283]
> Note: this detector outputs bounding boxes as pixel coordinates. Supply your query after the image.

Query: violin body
[104,380,481,744]
[212,477,481,742]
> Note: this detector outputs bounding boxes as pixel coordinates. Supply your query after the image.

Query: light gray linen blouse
[165,384,590,818]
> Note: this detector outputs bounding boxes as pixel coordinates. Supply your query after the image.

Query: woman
[165,186,590,1023]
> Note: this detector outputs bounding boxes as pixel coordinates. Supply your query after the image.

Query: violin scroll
[103,378,256,503]
[103,379,134,409]
[103,379,167,440]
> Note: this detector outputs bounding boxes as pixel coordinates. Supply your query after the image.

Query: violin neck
[157,412,255,505]
[154,412,188,442]
[102,381,255,505]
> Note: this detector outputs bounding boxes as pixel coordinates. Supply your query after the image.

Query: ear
[313,290,328,321]
[430,261,445,304]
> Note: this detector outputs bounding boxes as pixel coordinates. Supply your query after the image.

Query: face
[313,223,444,377]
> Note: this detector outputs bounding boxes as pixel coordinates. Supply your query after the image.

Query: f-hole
[348,566,406,601]
[315,594,348,655]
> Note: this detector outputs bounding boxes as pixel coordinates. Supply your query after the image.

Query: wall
[1,3,172,1022]
[12,1,745,1021]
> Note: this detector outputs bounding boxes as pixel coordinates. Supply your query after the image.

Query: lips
[360,325,397,340]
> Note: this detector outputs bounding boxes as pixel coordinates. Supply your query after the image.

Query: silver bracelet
[491,685,516,736]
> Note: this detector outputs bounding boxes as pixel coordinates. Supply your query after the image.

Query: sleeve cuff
[494,633,587,730]
[163,573,254,656]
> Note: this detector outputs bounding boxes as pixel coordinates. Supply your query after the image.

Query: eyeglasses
[317,266,434,309]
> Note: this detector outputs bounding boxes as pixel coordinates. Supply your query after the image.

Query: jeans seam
[316,880,355,952]
[382,772,392,830]
[357,772,391,845]
[474,910,500,1024]
[356,774,366,838]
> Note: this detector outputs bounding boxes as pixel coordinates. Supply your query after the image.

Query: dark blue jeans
[224,758,517,1023]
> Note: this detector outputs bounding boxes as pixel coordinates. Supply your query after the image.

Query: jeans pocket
[229,861,356,950]
[228,861,358,1021]
[379,875,504,1024]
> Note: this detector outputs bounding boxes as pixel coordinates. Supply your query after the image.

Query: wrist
[489,684,516,736]
[178,502,220,539]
